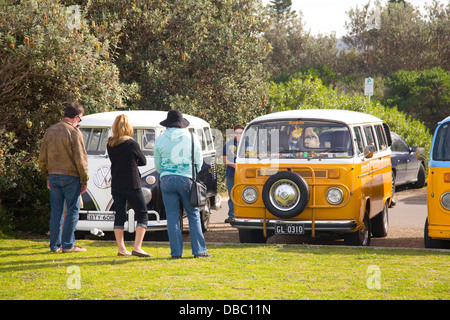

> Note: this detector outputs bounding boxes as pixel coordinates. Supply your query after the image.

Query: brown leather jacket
[39,119,89,186]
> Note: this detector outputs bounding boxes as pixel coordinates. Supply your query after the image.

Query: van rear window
[238,120,353,159]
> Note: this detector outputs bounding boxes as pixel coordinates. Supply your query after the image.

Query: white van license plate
[87,214,115,221]
[275,223,304,235]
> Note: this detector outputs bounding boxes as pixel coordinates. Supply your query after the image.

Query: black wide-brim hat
[159,109,189,128]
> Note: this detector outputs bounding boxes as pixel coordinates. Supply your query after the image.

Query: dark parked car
[390,132,426,194]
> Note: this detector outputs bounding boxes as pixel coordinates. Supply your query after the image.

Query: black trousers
[112,188,148,229]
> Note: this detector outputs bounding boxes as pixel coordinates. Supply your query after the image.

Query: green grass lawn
[0,239,448,300]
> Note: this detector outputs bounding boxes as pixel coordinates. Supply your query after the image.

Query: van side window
[188,128,206,151]
[134,129,155,156]
[80,128,109,155]
[203,127,213,150]
[374,125,387,151]
[196,128,207,151]
[364,125,377,151]
[353,126,364,155]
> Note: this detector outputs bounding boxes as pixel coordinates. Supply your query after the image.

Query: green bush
[80,0,271,132]
[0,130,50,234]
[383,67,450,132]
[268,77,432,152]
[0,0,128,233]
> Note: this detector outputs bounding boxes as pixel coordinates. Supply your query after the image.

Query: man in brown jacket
[39,102,89,253]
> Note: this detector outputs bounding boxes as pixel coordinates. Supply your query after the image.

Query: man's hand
[80,185,88,194]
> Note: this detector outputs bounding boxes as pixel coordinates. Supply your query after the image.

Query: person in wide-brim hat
[154,109,210,259]
[159,109,189,128]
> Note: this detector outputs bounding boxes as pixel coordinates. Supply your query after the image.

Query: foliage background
[0,0,448,235]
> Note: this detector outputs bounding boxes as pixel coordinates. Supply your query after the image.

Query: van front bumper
[428,224,450,240]
[76,209,167,233]
[231,218,357,233]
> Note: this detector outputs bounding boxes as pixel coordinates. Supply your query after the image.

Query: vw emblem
[93,165,112,189]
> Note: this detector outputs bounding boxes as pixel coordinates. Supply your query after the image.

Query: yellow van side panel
[427,167,450,239]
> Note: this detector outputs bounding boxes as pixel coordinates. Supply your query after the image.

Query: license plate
[275,223,304,235]
[87,214,115,221]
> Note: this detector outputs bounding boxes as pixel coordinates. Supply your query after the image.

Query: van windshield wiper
[326,148,348,153]
[278,149,295,153]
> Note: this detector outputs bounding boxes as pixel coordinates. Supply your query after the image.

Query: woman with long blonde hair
[107,114,151,257]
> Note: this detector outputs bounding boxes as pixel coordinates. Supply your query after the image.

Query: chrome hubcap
[269,179,301,211]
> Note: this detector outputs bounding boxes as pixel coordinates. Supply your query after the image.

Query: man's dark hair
[64,101,84,118]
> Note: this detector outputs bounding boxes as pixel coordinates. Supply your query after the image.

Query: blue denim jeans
[160,175,207,257]
[48,174,81,251]
[226,175,235,218]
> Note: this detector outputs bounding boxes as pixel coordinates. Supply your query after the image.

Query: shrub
[0,0,128,233]
[384,67,450,132]
[268,77,432,152]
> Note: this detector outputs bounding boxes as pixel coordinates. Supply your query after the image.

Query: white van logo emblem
[93,165,112,189]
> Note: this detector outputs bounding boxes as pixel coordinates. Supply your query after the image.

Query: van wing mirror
[364,145,374,158]
[415,147,427,161]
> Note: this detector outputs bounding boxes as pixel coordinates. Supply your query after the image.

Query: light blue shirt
[154,128,203,178]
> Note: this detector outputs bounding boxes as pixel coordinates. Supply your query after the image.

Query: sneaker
[50,248,61,253]
[62,245,87,253]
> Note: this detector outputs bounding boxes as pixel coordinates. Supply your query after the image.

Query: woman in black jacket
[107,114,151,257]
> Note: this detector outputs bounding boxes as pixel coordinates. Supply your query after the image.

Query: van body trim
[231,218,357,232]
[358,164,392,178]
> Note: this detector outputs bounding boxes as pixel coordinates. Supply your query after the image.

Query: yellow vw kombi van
[230,109,393,246]
[419,115,450,249]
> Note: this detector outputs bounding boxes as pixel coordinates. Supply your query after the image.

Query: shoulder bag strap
[190,132,196,180]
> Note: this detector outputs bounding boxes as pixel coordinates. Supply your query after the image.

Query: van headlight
[441,192,450,210]
[145,175,156,185]
[242,186,258,204]
[326,187,343,205]
[141,187,152,204]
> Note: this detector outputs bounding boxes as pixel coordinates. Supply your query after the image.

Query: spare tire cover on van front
[262,171,310,219]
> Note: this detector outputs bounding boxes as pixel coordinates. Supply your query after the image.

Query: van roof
[438,116,450,125]
[80,110,209,128]
[248,109,383,126]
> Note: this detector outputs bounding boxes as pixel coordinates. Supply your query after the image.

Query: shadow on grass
[0,240,172,273]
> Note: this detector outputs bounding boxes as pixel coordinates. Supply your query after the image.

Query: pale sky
[264,0,432,37]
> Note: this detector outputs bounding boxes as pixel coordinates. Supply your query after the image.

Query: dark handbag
[189,132,207,207]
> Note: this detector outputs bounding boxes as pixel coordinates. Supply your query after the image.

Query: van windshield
[433,122,450,161]
[238,120,353,159]
[80,128,155,156]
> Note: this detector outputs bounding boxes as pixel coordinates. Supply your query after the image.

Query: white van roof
[248,109,383,126]
[80,110,209,128]
[438,116,450,125]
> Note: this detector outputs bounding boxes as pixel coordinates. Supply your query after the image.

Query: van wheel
[262,171,310,219]
[344,214,371,246]
[200,198,211,232]
[391,170,396,196]
[238,229,268,243]
[371,202,389,237]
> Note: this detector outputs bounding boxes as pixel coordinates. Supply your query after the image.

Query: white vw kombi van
[75,110,219,238]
